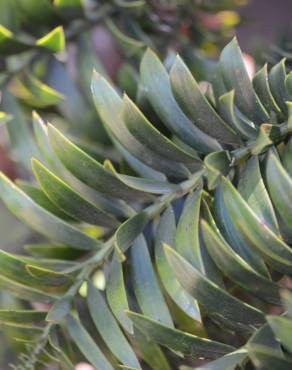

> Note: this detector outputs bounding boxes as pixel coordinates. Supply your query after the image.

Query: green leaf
[11,74,64,108]
[105,18,144,57]
[248,322,284,353]
[104,160,180,194]
[36,26,65,53]
[140,49,221,153]
[265,149,292,229]
[201,218,280,305]
[48,124,150,202]
[111,137,167,181]
[122,94,201,165]
[218,90,257,140]
[54,0,82,7]
[130,327,172,370]
[220,176,292,274]
[281,137,292,177]
[32,159,119,228]
[0,24,30,54]
[0,322,43,341]
[163,244,265,333]
[0,249,70,292]
[25,243,84,260]
[0,310,46,326]
[106,254,133,334]
[170,56,240,145]
[176,190,202,268]
[115,212,149,253]
[247,345,292,370]
[176,189,222,285]
[17,180,74,221]
[204,150,231,190]
[267,316,292,353]
[92,71,190,178]
[66,314,114,370]
[181,348,248,370]
[285,71,292,96]
[131,235,173,327]
[220,37,268,124]
[253,64,281,114]
[127,311,234,359]
[238,155,279,234]
[32,111,61,171]
[26,264,72,286]
[87,283,141,369]
[0,274,55,303]
[213,186,270,278]
[269,59,290,113]
[0,172,101,251]
[155,206,201,321]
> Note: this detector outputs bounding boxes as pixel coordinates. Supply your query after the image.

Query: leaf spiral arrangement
[0,0,243,175]
[1,38,292,370]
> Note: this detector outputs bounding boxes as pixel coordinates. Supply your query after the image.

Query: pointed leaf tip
[36,26,65,53]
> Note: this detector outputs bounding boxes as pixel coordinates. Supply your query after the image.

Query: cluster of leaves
[0,37,292,369]
[0,0,243,174]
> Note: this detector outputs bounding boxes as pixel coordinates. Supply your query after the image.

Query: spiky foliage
[0,0,243,173]
[1,38,292,369]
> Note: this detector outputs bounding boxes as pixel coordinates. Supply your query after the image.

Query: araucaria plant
[1,38,292,370]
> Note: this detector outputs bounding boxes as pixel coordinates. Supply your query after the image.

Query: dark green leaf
[155,206,201,321]
[218,90,257,140]
[127,311,234,359]
[92,71,190,178]
[131,235,173,327]
[238,155,279,234]
[267,316,292,353]
[170,56,240,145]
[48,124,151,201]
[265,149,292,229]
[220,176,292,274]
[253,64,281,114]
[17,180,74,221]
[130,327,172,370]
[201,217,280,305]
[0,310,46,326]
[0,173,101,251]
[87,283,141,368]
[220,37,268,124]
[269,59,290,113]
[32,159,119,228]
[164,244,265,333]
[122,94,201,164]
[213,186,270,278]
[66,314,114,370]
[181,348,248,370]
[140,49,221,153]
[106,253,133,334]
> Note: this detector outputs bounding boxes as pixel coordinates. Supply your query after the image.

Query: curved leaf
[131,235,173,327]
[220,37,268,124]
[164,244,265,333]
[127,311,234,359]
[170,56,240,145]
[0,172,101,250]
[140,49,221,153]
